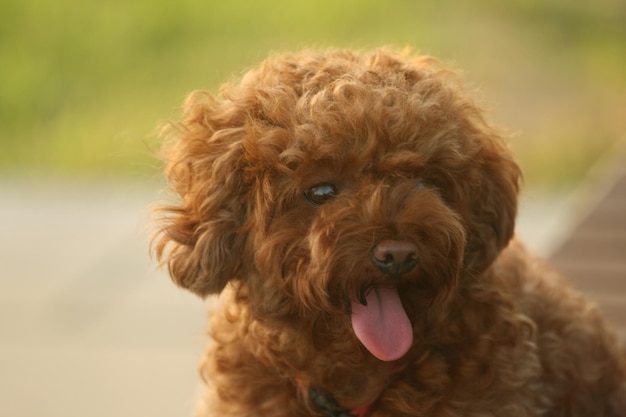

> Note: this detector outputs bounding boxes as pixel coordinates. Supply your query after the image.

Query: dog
[153,49,626,416]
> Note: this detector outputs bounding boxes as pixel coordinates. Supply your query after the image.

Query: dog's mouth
[351,286,413,362]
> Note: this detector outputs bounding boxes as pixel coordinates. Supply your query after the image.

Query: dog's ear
[461,136,521,272]
[152,92,250,297]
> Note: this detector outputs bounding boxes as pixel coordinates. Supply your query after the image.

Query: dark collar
[307,386,373,417]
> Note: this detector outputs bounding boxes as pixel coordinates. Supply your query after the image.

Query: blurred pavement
[0,179,207,417]
[0,177,589,417]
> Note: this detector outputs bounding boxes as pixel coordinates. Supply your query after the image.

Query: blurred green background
[2,0,625,187]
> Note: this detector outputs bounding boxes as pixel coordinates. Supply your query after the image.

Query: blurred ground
[0,179,207,417]
[2,170,620,417]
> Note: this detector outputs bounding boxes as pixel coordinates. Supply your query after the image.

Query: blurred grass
[1,0,625,186]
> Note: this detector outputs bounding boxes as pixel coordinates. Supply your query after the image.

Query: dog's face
[154,50,520,361]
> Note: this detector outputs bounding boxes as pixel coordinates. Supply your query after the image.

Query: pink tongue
[351,287,413,361]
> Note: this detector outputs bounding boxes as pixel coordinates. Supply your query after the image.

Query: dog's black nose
[371,240,419,276]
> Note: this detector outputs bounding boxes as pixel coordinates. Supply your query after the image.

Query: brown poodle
[153,49,626,416]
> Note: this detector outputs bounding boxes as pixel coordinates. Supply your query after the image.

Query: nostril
[371,240,419,276]
[372,246,394,265]
[377,253,394,266]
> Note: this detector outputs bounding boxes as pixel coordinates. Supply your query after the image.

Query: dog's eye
[416,181,426,190]
[304,184,338,206]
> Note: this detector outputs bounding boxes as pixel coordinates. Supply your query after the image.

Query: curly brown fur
[153,49,626,416]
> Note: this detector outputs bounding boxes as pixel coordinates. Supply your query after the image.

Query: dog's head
[153,49,520,361]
